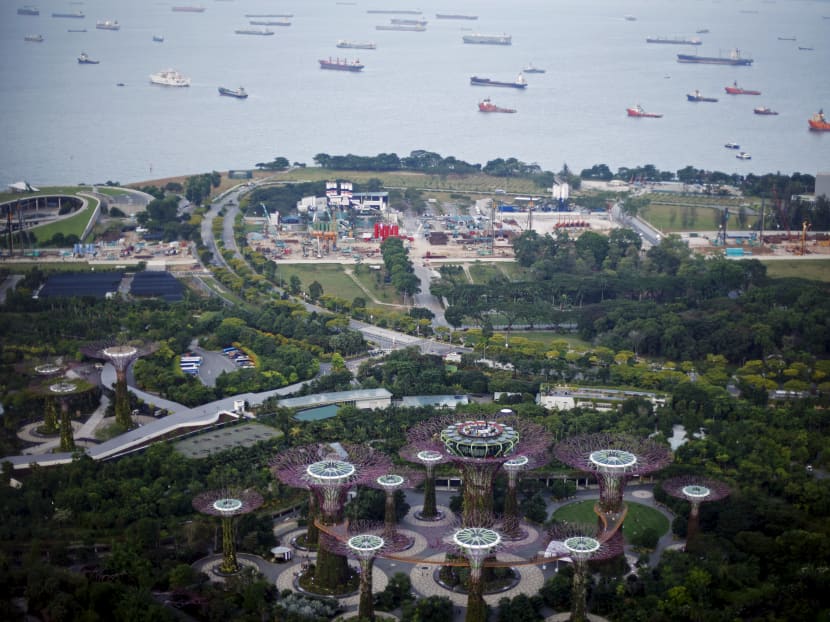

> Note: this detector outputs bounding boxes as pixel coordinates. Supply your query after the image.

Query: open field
[551,499,670,542]
[642,203,759,233]
[31,197,99,243]
[762,258,830,282]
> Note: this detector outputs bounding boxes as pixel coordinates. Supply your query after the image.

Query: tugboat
[808,109,830,131]
[523,63,546,74]
[77,52,99,64]
[470,74,527,89]
[478,98,516,113]
[687,90,718,102]
[754,107,779,115]
[96,20,120,30]
[724,142,740,149]
[218,86,248,98]
[725,81,760,95]
[626,104,663,118]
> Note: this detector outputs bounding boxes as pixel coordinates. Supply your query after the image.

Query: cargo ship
[687,90,718,102]
[18,6,39,15]
[319,57,364,72]
[626,104,663,118]
[149,69,190,87]
[463,33,511,45]
[436,14,477,20]
[725,81,761,95]
[53,11,84,18]
[250,20,291,26]
[470,74,527,89]
[478,98,516,113]
[646,36,701,45]
[376,24,425,31]
[808,109,830,131]
[172,6,205,12]
[754,107,778,115]
[367,9,422,14]
[234,28,274,35]
[677,49,752,65]
[24,34,44,42]
[390,18,427,26]
[96,20,120,30]
[523,63,545,74]
[77,52,99,64]
[218,86,248,99]
[245,14,293,18]
[337,40,376,49]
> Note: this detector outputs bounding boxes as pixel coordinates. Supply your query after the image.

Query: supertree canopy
[83,341,153,429]
[398,446,451,521]
[662,475,731,547]
[270,443,393,593]
[367,471,424,542]
[402,414,552,527]
[320,521,410,621]
[449,526,505,622]
[545,523,626,622]
[554,433,672,515]
[192,488,264,575]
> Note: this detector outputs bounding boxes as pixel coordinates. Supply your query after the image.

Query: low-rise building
[537,384,668,412]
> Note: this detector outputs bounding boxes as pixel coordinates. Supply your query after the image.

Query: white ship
[96,20,120,30]
[462,33,511,45]
[336,40,377,50]
[149,69,191,87]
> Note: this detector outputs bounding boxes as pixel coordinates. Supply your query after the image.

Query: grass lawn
[503,331,591,349]
[276,264,354,298]
[551,500,670,543]
[642,203,759,233]
[762,258,830,282]
[349,264,405,305]
[468,262,507,284]
[31,196,99,244]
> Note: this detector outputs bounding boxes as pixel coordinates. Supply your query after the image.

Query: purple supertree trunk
[661,475,730,551]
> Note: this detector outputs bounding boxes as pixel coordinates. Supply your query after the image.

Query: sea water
[1,0,829,185]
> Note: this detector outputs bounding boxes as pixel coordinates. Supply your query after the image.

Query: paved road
[0,274,23,303]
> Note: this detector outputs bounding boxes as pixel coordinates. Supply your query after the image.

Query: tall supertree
[398,447,450,520]
[368,471,424,542]
[546,523,626,622]
[192,488,264,575]
[402,414,552,527]
[321,523,410,621]
[662,475,730,549]
[270,443,392,592]
[33,378,89,452]
[501,455,530,538]
[51,380,78,452]
[83,341,152,429]
[449,526,505,622]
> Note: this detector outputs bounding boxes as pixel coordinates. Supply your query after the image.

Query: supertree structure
[32,377,91,452]
[501,455,530,538]
[192,488,264,575]
[50,380,78,452]
[662,475,730,549]
[449,525,505,622]
[402,414,552,527]
[545,523,626,622]
[270,443,392,592]
[554,433,672,518]
[320,522,410,621]
[398,446,450,520]
[83,341,152,429]
[367,471,424,542]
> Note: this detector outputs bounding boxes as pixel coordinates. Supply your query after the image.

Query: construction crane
[260,203,269,238]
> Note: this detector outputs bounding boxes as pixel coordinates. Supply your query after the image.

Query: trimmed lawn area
[31,197,99,244]
[762,259,830,282]
[503,331,591,349]
[276,264,355,299]
[468,262,507,284]
[551,499,670,543]
[642,203,758,232]
[349,264,405,305]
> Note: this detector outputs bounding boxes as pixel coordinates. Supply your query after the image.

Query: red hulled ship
[478,98,516,113]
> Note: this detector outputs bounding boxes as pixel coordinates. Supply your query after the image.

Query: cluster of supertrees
[82,341,152,429]
[188,416,732,622]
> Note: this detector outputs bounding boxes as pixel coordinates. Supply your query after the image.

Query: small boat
[336,40,376,50]
[470,74,527,89]
[96,20,120,30]
[523,63,546,74]
[624,15,637,21]
[736,152,751,160]
[153,35,164,42]
[646,36,702,45]
[116,82,125,87]
[18,6,39,16]
[754,107,778,115]
[808,109,830,131]
[478,98,516,113]
[798,47,814,51]
[77,52,99,64]
[687,90,718,102]
[724,142,740,149]
[777,36,796,41]
[218,86,248,98]
[319,57,364,71]
[627,104,663,118]
[24,34,44,42]
[696,29,710,34]
[725,81,761,95]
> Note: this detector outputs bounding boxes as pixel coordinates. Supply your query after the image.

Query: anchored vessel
[376,24,425,31]
[646,36,701,45]
[436,14,477,20]
[96,20,120,30]
[149,69,191,87]
[470,74,527,89]
[24,34,44,42]
[234,28,274,35]
[337,40,376,49]
[725,142,740,149]
[478,98,516,113]
[687,90,718,102]
[319,57,364,71]
[53,11,84,18]
[754,107,778,115]
[725,81,761,95]
[218,86,248,98]
[250,20,290,26]
[627,104,663,118]
[18,6,40,15]
[677,48,752,65]
[736,152,752,160]
[172,6,205,12]
[463,33,511,45]
[523,63,545,74]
